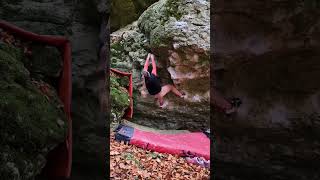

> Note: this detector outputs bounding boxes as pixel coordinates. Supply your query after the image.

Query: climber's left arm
[143,53,151,71]
[151,54,157,76]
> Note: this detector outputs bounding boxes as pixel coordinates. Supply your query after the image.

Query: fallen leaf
[110,150,120,156]
[109,132,210,179]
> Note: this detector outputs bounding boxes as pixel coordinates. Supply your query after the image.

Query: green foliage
[111,0,138,32]
[124,153,142,168]
[0,44,28,85]
[132,89,140,109]
[132,0,158,15]
[110,0,158,32]
[110,74,130,122]
[148,152,165,159]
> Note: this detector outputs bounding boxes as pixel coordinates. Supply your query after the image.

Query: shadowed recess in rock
[213,0,320,179]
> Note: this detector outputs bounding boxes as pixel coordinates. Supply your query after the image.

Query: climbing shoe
[159,100,168,108]
[178,92,187,100]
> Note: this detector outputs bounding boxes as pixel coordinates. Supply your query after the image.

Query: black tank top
[145,73,162,95]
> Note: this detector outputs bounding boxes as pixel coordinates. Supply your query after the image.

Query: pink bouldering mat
[115,124,210,160]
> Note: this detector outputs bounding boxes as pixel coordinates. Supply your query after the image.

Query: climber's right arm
[151,54,157,76]
[143,53,151,71]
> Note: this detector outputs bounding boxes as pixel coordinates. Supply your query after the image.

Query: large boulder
[0,0,73,35]
[213,0,320,179]
[1,0,108,179]
[110,22,149,85]
[138,0,210,102]
[110,0,210,130]
[0,43,67,180]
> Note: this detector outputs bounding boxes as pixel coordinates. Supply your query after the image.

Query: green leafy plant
[110,73,130,122]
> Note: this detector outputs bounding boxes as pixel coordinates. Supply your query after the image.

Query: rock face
[0,0,73,35]
[1,0,108,179]
[111,0,210,130]
[0,43,67,180]
[110,22,149,84]
[213,1,320,179]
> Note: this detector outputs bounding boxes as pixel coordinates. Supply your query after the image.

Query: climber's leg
[158,84,183,98]
[158,95,164,106]
[155,84,185,107]
[169,85,184,97]
[152,85,170,107]
[154,93,164,106]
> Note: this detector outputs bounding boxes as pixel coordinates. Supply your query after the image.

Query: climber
[142,52,185,108]
[213,88,242,115]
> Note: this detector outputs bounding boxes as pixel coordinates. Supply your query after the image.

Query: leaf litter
[110,132,210,179]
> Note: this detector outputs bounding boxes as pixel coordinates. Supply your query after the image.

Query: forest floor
[110,132,210,180]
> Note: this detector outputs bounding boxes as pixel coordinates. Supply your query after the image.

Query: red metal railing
[0,20,72,178]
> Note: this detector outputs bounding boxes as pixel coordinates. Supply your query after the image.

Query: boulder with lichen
[213,0,320,179]
[0,43,67,180]
[110,0,210,130]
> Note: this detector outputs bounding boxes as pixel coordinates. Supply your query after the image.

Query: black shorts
[145,73,162,95]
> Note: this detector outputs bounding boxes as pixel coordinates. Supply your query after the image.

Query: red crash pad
[131,129,210,160]
[116,124,210,160]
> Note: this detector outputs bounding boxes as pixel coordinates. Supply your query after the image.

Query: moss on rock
[110,0,138,32]
[0,43,67,180]
[110,73,130,122]
[25,45,63,81]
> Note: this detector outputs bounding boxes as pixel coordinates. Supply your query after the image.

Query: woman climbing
[142,52,185,108]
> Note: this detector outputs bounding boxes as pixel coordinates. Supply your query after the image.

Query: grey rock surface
[0,43,67,180]
[213,0,320,179]
[1,0,108,179]
[110,0,210,130]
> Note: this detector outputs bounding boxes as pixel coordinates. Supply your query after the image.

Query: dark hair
[147,65,153,73]
[145,46,154,53]
[142,70,150,78]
